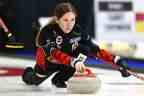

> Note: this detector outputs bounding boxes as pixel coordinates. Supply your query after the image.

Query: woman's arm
[80,33,130,76]
[36,25,56,56]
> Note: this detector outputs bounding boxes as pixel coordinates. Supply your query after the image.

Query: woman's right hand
[75,61,86,73]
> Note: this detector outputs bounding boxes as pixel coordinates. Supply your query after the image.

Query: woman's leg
[51,64,76,88]
[22,62,58,86]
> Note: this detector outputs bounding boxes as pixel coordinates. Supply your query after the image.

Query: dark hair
[54,2,77,19]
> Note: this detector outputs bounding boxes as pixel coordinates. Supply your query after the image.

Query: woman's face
[57,12,76,34]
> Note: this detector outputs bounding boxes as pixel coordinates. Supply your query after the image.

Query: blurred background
[0,0,144,74]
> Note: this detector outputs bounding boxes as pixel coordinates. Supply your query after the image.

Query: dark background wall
[1,0,95,49]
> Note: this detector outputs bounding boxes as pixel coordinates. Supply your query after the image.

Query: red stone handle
[74,68,96,77]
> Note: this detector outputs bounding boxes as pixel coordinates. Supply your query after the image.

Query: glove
[115,56,131,77]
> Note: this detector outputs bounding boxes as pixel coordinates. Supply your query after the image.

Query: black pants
[25,61,76,85]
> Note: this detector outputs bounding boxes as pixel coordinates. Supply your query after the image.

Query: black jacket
[36,23,100,58]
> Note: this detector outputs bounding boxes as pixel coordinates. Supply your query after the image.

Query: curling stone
[67,68,101,94]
